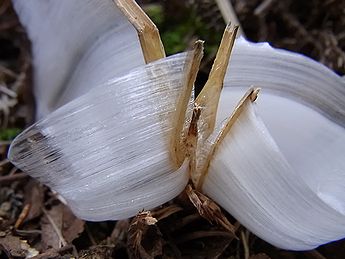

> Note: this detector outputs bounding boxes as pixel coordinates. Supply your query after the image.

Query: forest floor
[0,0,344,258]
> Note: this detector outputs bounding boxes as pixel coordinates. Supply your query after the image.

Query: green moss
[144,4,164,27]
[0,128,21,141]
[146,3,222,58]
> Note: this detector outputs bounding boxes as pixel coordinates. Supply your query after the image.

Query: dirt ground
[0,0,344,258]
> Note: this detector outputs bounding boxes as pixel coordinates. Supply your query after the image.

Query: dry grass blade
[185,185,237,235]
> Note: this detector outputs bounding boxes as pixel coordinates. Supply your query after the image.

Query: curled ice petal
[204,38,345,250]
[13,0,145,118]
[9,53,190,221]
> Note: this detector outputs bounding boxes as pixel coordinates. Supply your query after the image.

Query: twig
[14,229,42,237]
[0,65,16,78]
[15,204,31,229]
[42,208,67,247]
[214,0,244,37]
[0,85,17,98]
[9,166,17,175]
[304,250,327,259]
[114,0,165,63]
[0,140,12,146]
[240,230,250,259]
[254,0,274,16]
[0,172,28,184]
[281,12,323,54]
[0,158,9,167]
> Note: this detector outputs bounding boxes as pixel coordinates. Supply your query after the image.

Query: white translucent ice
[12,0,145,118]
[203,38,345,250]
[204,102,345,250]
[9,54,190,221]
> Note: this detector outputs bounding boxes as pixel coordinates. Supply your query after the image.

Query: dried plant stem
[15,204,31,229]
[114,0,165,63]
[186,184,236,234]
[9,166,17,175]
[304,250,327,259]
[214,0,244,37]
[170,41,203,167]
[0,172,28,184]
[254,0,274,15]
[240,230,250,259]
[0,141,11,146]
[0,158,9,167]
[195,25,238,143]
[196,87,259,189]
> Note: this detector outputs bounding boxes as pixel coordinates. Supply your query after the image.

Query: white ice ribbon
[12,0,145,118]
[202,38,345,250]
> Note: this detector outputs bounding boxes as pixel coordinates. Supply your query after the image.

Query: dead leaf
[62,206,84,243]
[185,184,237,235]
[79,245,115,259]
[108,219,129,245]
[24,180,44,221]
[127,211,164,259]
[31,244,76,259]
[41,205,65,250]
[41,204,84,250]
[0,235,25,258]
[0,234,39,258]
